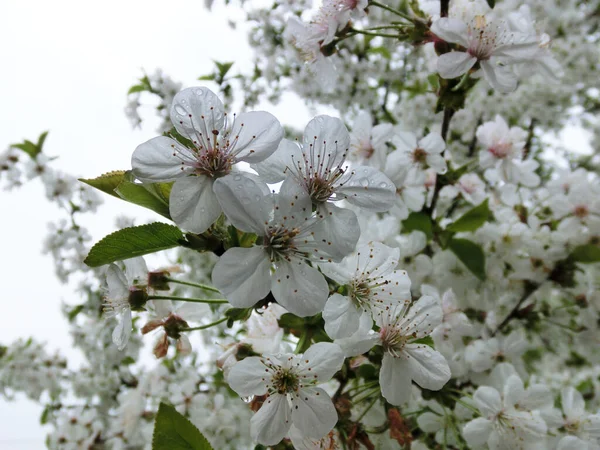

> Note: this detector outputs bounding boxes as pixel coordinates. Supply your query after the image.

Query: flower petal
[291,387,338,440]
[462,418,493,447]
[431,17,469,47]
[212,247,271,308]
[380,354,412,406]
[402,295,444,338]
[106,264,129,300]
[298,342,345,382]
[271,260,328,317]
[169,176,221,233]
[132,136,191,182]
[251,393,292,446]
[170,87,225,143]
[230,111,284,163]
[561,386,585,420]
[303,115,350,169]
[252,139,301,183]
[112,308,132,351]
[227,356,269,397]
[336,166,396,211]
[213,172,272,234]
[323,293,361,339]
[437,52,477,79]
[404,344,451,391]
[313,204,360,260]
[473,386,502,417]
[480,60,517,93]
[123,257,148,285]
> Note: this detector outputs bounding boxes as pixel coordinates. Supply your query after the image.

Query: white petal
[380,354,412,406]
[313,204,359,260]
[562,386,585,420]
[271,260,328,317]
[298,342,345,381]
[419,133,446,155]
[334,317,379,357]
[583,414,600,438]
[112,308,132,351]
[229,111,284,163]
[356,241,400,278]
[169,176,221,233]
[275,177,313,227]
[176,334,192,355]
[417,412,443,433]
[170,87,225,143]
[336,166,396,211]
[213,172,272,234]
[251,393,292,445]
[323,293,361,339]
[132,136,191,182]
[212,247,271,308]
[303,116,350,167]
[252,139,301,183]
[402,295,444,338]
[426,154,447,174]
[404,344,451,391]
[437,52,477,79]
[291,387,338,440]
[392,131,418,154]
[123,257,148,285]
[463,418,493,447]
[556,436,587,450]
[480,60,517,93]
[473,386,502,416]
[430,17,469,47]
[106,264,129,300]
[227,356,269,397]
[503,374,525,408]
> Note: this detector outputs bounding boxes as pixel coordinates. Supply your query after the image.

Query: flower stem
[451,71,471,91]
[369,1,413,21]
[349,28,399,38]
[148,295,228,304]
[182,317,228,331]
[165,278,220,293]
[355,395,379,422]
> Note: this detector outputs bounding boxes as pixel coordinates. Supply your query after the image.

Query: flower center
[271,368,300,395]
[466,16,501,61]
[412,148,428,165]
[488,142,513,159]
[574,205,589,218]
[192,146,233,178]
[265,226,302,262]
[380,326,411,358]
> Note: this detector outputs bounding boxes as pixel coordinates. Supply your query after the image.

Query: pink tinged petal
[404,344,451,390]
[303,115,351,167]
[480,60,517,93]
[291,387,338,440]
[380,354,412,406]
[430,17,469,47]
[462,418,493,447]
[402,295,444,338]
[473,386,502,417]
[336,166,395,211]
[170,87,225,144]
[252,139,302,183]
[212,246,271,308]
[436,52,477,79]
[132,136,191,182]
[227,356,270,397]
[229,111,284,163]
[213,173,272,234]
[251,393,292,446]
[106,264,129,300]
[298,343,345,381]
[323,293,361,339]
[562,387,585,420]
[169,176,221,233]
[112,308,132,351]
[271,261,328,317]
[313,204,359,260]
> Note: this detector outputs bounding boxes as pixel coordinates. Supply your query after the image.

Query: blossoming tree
[2,0,600,449]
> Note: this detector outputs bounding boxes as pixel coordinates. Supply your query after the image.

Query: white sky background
[0,1,313,447]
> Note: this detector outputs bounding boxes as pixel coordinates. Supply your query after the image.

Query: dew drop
[233,174,242,182]
[174,104,187,116]
[241,395,254,403]
[360,179,369,187]
[378,182,388,188]
[194,88,205,96]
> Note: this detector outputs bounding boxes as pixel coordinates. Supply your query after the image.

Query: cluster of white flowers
[3,0,600,449]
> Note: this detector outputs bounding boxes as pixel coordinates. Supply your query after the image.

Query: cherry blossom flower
[254,115,395,257]
[131,86,283,233]
[349,111,394,169]
[384,150,427,220]
[389,130,447,178]
[431,15,539,92]
[337,295,451,405]
[212,173,340,317]
[227,342,344,445]
[103,257,149,351]
[320,242,411,339]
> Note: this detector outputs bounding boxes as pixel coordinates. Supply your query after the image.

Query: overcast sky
[0,1,317,447]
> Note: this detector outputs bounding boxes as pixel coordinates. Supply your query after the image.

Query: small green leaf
[152,402,214,450]
[37,131,49,150]
[570,244,600,263]
[128,84,147,94]
[40,405,51,425]
[401,212,433,240]
[448,238,486,281]
[367,46,391,59]
[197,74,216,81]
[412,336,435,348]
[446,199,490,233]
[115,180,172,219]
[215,61,234,79]
[79,171,127,199]
[12,131,49,159]
[67,305,85,322]
[84,223,184,267]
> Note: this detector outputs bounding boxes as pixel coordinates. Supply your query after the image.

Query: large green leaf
[446,199,490,233]
[401,212,433,240]
[448,238,486,281]
[79,171,126,199]
[570,244,600,263]
[84,223,183,267]
[152,402,214,450]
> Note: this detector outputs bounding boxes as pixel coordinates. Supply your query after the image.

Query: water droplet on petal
[174,104,187,116]
[378,182,388,188]
[194,88,204,96]
[241,395,254,403]
[360,179,369,187]
[233,174,242,182]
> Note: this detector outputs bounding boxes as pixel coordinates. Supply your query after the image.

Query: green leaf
[115,179,172,219]
[12,131,49,159]
[197,74,216,81]
[448,238,486,281]
[569,244,600,263]
[84,223,184,267]
[79,171,127,199]
[401,212,433,240]
[486,0,495,8]
[367,46,391,59]
[128,84,147,94]
[37,131,49,150]
[215,61,234,79]
[446,199,490,233]
[67,305,85,322]
[412,336,435,348]
[152,402,214,450]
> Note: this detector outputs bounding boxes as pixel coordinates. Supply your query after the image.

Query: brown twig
[492,281,539,336]
[522,118,536,160]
